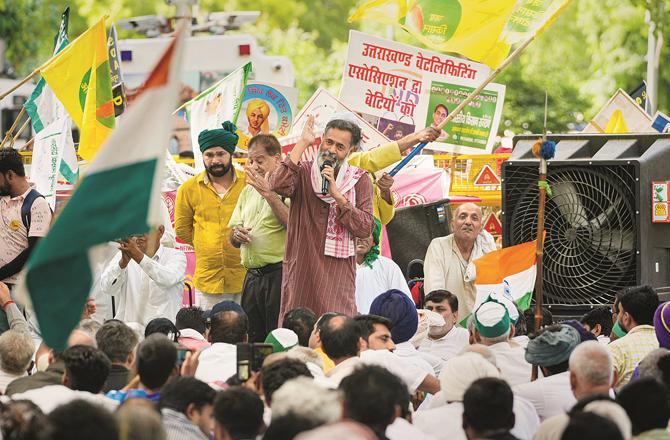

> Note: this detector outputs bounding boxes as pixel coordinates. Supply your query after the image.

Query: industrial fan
[503,163,637,306]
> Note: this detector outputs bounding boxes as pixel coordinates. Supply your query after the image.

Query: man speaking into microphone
[270,114,374,320]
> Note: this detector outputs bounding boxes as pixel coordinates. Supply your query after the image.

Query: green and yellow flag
[349,0,572,68]
[40,17,115,161]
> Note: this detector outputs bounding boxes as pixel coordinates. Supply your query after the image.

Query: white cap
[327,111,361,128]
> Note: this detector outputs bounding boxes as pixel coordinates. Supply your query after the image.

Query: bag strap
[21,189,44,234]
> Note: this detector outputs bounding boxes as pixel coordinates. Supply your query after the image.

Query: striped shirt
[162,408,208,440]
[609,324,659,389]
[270,158,373,321]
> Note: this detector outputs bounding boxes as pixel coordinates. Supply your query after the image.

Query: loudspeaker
[503,133,670,310]
[386,198,453,279]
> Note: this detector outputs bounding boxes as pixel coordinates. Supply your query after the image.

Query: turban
[369,289,418,344]
[198,121,239,154]
[265,328,299,353]
[474,298,510,339]
[410,309,445,348]
[655,302,670,349]
[246,99,270,134]
[439,352,499,402]
[525,324,580,367]
[362,218,382,269]
[562,320,598,342]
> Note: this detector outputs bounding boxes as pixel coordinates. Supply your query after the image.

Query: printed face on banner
[339,31,506,154]
[237,83,298,150]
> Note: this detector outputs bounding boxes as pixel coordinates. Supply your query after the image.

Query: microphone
[321,160,334,195]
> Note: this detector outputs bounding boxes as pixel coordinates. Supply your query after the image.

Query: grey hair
[0,330,35,374]
[270,376,341,424]
[77,319,102,343]
[637,348,670,384]
[569,341,613,386]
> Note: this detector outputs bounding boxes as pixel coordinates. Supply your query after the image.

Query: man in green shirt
[229,135,289,342]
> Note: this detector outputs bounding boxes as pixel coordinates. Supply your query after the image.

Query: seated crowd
[0,281,667,440]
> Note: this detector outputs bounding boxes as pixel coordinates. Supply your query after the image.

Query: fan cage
[502,163,638,307]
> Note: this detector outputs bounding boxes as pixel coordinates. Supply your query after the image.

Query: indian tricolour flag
[473,240,538,313]
[20,29,185,351]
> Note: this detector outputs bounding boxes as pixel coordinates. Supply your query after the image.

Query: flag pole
[0,106,26,149]
[389,34,537,176]
[0,69,40,103]
[11,118,31,148]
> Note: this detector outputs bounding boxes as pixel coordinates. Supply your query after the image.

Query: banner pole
[0,69,40,103]
[0,106,26,149]
[389,35,537,176]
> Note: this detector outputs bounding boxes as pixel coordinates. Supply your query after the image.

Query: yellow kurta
[175,169,247,294]
[347,141,402,225]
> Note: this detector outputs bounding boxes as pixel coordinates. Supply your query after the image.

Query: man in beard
[0,148,52,332]
[270,115,374,319]
[175,121,246,309]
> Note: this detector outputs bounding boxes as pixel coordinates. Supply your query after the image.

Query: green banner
[425,81,502,151]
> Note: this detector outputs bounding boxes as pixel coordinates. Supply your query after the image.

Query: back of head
[523,306,553,334]
[320,315,361,360]
[261,358,313,406]
[49,399,118,440]
[264,412,320,440]
[209,310,248,344]
[339,365,407,437]
[0,400,51,440]
[214,386,264,440]
[463,377,515,435]
[617,377,670,435]
[62,345,111,393]
[96,319,139,364]
[0,148,25,177]
[0,329,35,374]
[116,403,166,440]
[175,307,207,335]
[620,285,658,326]
[145,318,179,342]
[137,334,177,390]
[581,306,614,337]
[525,324,580,373]
[560,411,623,440]
[158,376,215,414]
[369,289,418,344]
[569,340,613,389]
[635,348,670,386]
[77,319,102,341]
[283,308,317,347]
[271,376,341,425]
[474,300,511,344]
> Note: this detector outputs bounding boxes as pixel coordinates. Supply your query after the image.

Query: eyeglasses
[203,151,228,160]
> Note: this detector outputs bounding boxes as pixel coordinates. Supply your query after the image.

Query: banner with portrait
[236,82,299,150]
[340,31,505,154]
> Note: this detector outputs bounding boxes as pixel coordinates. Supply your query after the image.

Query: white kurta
[513,371,576,421]
[488,341,533,386]
[418,326,470,361]
[423,232,496,319]
[413,396,540,440]
[99,246,186,325]
[355,256,411,314]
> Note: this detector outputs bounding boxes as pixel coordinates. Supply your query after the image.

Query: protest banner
[340,31,505,154]
[162,190,197,306]
[236,82,298,150]
[281,87,390,160]
[107,24,127,117]
[583,89,653,134]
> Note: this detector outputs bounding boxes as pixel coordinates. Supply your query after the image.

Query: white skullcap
[439,352,500,402]
[476,301,508,327]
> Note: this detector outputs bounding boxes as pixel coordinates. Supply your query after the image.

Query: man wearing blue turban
[175,121,247,308]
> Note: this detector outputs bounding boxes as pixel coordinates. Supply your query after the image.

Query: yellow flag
[604,109,629,134]
[349,0,572,69]
[40,17,115,161]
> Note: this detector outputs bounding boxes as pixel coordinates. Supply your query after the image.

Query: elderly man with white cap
[470,297,532,386]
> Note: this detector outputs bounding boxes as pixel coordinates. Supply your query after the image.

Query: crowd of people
[1,115,670,439]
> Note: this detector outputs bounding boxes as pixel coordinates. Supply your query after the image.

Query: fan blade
[590,228,635,253]
[551,181,589,228]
